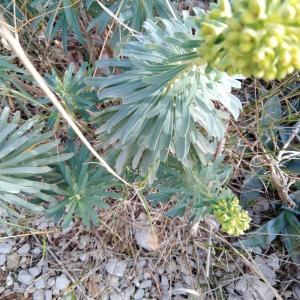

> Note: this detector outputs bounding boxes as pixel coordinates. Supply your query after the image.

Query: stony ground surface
[0,194,299,300]
[1,214,300,300]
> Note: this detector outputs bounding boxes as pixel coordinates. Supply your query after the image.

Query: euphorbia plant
[86,0,300,236]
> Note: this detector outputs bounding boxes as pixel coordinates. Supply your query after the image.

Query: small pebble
[134,288,145,300]
[0,254,6,266]
[45,290,52,300]
[17,244,30,256]
[6,274,14,286]
[124,286,135,297]
[109,275,120,288]
[110,294,123,300]
[143,272,152,279]
[32,247,42,256]
[17,270,33,285]
[134,277,140,287]
[47,277,55,288]
[7,253,20,270]
[35,277,46,289]
[182,274,193,286]
[55,274,70,291]
[161,275,169,288]
[0,242,12,254]
[79,253,88,262]
[139,279,152,289]
[136,259,147,269]
[28,266,41,277]
[20,256,27,267]
[156,266,164,274]
[105,259,127,277]
[33,289,45,300]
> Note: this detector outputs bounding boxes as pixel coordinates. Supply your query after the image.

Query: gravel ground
[0,237,206,299]
[1,212,300,300]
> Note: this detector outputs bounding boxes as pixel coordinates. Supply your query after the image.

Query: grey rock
[101,292,109,300]
[17,270,33,285]
[136,259,147,269]
[28,266,41,277]
[110,294,123,300]
[254,256,277,286]
[134,288,144,300]
[46,277,55,288]
[33,289,45,300]
[124,286,135,298]
[35,277,46,289]
[161,275,169,287]
[182,274,193,286]
[139,279,152,289]
[169,259,178,273]
[292,284,300,299]
[6,274,14,286]
[20,256,27,267]
[32,247,42,256]
[105,259,127,277]
[134,277,140,287]
[55,274,70,290]
[162,294,170,300]
[45,290,52,300]
[52,288,60,296]
[17,243,30,256]
[173,282,185,295]
[79,253,88,261]
[109,275,120,288]
[143,272,151,279]
[177,257,190,275]
[0,287,5,294]
[156,265,164,274]
[78,235,90,249]
[0,242,12,254]
[0,254,6,265]
[7,253,20,270]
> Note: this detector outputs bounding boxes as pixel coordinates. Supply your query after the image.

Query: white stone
[45,290,52,300]
[0,254,6,265]
[52,288,60,296]
[6,274,14,286]
[161,275,169,288]
[35,277,46,289]
[182,274,193,286]
[55,274,70,291]
[47,277,55,288]
[134,288,144,300]
[110,294,123,300]
[124,286,135,298]
[32,247,42,256]
[17,244,30,256]
[105,259,127,277]
[136,259,147,269]
[139,279,152,289]
[33,289,45,300]
[0,242,12,254]
[109,275,120,288]
[28,266,41,277]
[79,253,88,262]
[17,270,33,285]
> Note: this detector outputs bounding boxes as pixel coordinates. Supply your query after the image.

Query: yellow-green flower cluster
[212,197,251,236]
[200,0,300,81]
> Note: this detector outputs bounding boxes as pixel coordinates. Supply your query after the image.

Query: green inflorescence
[212,196,251,236]
[200,0,300,81]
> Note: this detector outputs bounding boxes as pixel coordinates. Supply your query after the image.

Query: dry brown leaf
[133,213,159,252]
